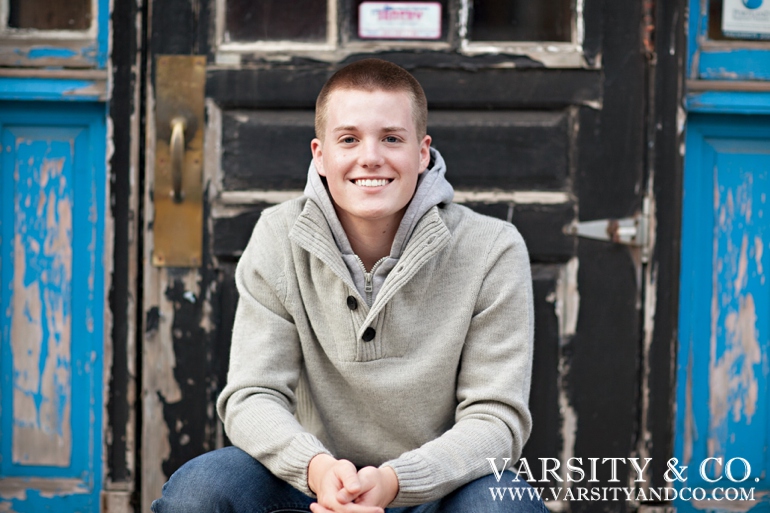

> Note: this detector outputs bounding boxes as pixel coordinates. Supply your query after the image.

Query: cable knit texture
[217,190,534,507]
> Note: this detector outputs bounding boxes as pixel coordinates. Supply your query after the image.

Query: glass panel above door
[8,0,92,30]
[225,0,327,42]
[470,0,571,42]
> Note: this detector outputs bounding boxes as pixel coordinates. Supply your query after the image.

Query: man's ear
[418,135,432,174]
[311,138,325,176]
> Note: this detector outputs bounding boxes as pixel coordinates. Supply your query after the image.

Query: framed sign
[358,2,442,39]
[722,0,770,40]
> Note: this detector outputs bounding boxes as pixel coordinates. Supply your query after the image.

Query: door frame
[136,2,690,512]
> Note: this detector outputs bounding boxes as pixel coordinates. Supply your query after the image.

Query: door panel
[677,115,770,511]
[0,101,106,512]
[219,109,570,191]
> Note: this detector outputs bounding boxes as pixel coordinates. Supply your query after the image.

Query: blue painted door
[0,102,107,511]
[0,1,110,511]
[677,115,770,512]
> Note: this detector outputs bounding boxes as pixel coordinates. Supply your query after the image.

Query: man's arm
[219,211,397,513]
[380,223,535,507]
[217,212,333,496]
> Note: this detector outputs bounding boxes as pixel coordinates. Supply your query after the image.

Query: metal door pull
[170,117,186,203]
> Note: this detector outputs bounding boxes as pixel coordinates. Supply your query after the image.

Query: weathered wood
[143,1,216,511]
[429,110,569,190]
[568,2,647,507]
[212,200,575,263]
[1,103,106,512]
[645,0,687,490]
[523,265,566,467]
[207,66,602,109]
[107,0,141,491]
[221,110,315,191]
[11,148,73,467]
[220,109,570,191]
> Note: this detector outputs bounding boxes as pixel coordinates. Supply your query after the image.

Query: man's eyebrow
[332,125,409,133]
[332,125,358,132]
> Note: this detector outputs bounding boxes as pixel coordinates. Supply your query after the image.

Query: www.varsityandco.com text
[486,457,759,503]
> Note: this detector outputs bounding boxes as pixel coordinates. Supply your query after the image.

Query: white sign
[722,0,770,39]
[359,2,442,40]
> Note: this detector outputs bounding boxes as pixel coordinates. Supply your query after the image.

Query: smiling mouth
[353,179,392,187]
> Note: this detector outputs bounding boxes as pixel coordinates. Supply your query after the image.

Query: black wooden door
[140,2,655,512]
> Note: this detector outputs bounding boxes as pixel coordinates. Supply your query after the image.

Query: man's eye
[342,137,356,143]
[385,136,400,143]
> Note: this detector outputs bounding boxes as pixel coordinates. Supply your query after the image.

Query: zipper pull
[364,272,373,293]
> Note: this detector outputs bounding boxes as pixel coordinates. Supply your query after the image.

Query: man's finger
[311,501,383,513]
[335,461,362,496]
[310,502,337,513]
[338,466,378,503]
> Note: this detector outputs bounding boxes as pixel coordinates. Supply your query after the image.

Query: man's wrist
[308,453,336,494]
[380,465,399,504]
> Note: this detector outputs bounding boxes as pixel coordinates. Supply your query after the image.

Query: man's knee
[441,470,548,512]
[151,446,270,513]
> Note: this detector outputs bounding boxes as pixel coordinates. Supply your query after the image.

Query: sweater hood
[303,147,454,303]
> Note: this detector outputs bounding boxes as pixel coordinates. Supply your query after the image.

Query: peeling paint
[734,234,748,294]
[27,47,78,60]
[555,258,580,340]
[62,80,109,100]
[683,348,695,466]
[11,149,73,467]
[558,355,577,479]
[0,477,88,500]
[709,164,765,459]
[217,189,574,207]
[550,347,577,513]
[0,502,19,513]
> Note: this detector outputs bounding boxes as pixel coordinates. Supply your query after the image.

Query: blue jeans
[151,446,548,513]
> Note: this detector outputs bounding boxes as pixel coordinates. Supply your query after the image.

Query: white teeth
[355,179,389,187]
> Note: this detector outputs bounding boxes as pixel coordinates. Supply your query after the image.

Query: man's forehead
[327,86,411,101]
[325,90,414,125]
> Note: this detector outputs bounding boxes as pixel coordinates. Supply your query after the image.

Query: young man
[152,59,542,513]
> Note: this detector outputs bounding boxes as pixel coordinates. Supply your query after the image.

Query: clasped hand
[308,454,399,513]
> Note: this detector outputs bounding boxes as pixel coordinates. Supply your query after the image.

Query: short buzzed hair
[315,58,428,141]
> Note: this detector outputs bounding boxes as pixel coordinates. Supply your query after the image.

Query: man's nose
[358,139,384,168]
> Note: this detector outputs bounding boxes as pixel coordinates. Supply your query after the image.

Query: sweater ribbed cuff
[275,433,332,497]
[380,453,437,507]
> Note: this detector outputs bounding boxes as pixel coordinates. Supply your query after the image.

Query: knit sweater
[216,194,534,506]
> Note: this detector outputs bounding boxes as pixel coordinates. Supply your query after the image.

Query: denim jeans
[151,446,548,513]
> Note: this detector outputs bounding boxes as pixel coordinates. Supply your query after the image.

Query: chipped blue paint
[12,135,75,458]
[688,91,770,115]
[26,47,78,60]
[699,50,770,81]
[0,0,108,69]
[677,114,770,513]
[0,78,103,102]
[686,0,705,80]
[96,0,109,69]
[0,101,106,512]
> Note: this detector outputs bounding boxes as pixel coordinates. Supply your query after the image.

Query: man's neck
[337,208,405,271]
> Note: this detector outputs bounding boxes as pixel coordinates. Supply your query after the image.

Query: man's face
[311,88,431,230]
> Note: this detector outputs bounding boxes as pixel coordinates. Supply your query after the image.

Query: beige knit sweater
[216,196,534,507]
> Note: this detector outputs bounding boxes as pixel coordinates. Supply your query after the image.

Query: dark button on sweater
[362,327,376,342]
[346,296,358,310]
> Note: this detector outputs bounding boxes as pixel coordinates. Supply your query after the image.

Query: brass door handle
[153,54,205,267]
[170,117,187,203]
